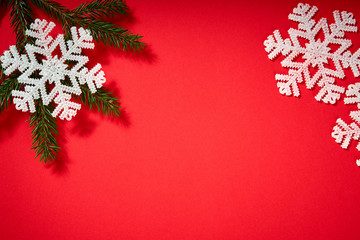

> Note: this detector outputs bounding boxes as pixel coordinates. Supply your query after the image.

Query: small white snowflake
[264,3,360,104]
[0,19,106,120]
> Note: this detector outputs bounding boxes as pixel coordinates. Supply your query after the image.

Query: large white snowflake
[0,19,106,120]
[264,3,360,104]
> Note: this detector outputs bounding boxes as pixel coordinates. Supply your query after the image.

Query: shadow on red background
[0,3,7,25]
[0,105,27,140]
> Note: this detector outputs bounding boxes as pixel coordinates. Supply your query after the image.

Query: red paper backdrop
[1,0,360,239]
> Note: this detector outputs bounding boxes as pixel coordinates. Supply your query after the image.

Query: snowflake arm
[315,81,345,104]
[275,70,300,97]
[0,45,29,75]
[264,30,293,60]
[332,118,360,150]
[330,11,357,38]
[343,83,360,107]
[288,3,317,32]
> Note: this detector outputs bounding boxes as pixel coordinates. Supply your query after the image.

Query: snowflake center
[303,40,331,65]
[40,56,66,82]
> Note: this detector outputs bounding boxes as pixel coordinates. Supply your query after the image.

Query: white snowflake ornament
[0,19,106,120]
[264,3,360,104]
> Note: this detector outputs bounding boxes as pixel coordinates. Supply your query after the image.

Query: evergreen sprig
[72,0,128,19]
[29,0,145,52]
[76,85,122,117]
[29,101,59,163]
[76,18,145,52]
[29,0,70,21]
[0,0,144,163]
[0,71,21,113]
[8,0,34,48]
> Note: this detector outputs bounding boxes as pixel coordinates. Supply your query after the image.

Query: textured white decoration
[264,3,360,104]
[332,118,360,150]
[332,83,360,150]
[0,19,106,120]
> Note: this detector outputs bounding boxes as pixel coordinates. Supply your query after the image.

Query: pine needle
[72,0,128,19]
[75,85,122,117]
[8,0,34,48]
[29,101,60,163]
[76,17,145,52]
[28,0,70,26]
[29,0,145,52]
[0,71,21,113]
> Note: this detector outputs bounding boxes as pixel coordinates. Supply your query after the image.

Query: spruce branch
[8,0,34,48]
[29,0,145,51]
[76,85,122,117]
[28,0,70,26]
[29,100,60,163]
[0,72,21,113]
[76,18,145,52]
[72,0,128,19]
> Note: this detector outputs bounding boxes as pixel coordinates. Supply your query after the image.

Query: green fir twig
[72,0,128,19]
[29,101,59,163]
[8,0,34,48]
[28,0,70,26]
[29,0,145,52]
[76,85,122,117]
[77,18,145,52]
[0,71,21,113]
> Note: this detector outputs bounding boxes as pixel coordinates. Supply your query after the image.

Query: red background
[1,0,360,239]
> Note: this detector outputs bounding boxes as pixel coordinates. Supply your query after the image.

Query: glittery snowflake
[264,3,360,104]
[0,19,106,120]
